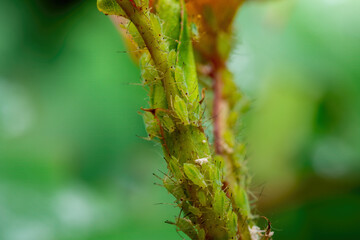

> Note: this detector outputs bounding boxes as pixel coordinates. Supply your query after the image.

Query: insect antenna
[153,173,163,180]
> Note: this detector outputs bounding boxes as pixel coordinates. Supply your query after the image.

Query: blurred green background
[0,0,359,239]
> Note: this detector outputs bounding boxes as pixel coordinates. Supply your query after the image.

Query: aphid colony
[97,0,254,239]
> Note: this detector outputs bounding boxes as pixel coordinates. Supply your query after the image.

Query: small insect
[149,14,164,39]
[168,156,184,181]
[213,190,230,217]
[203,163,221,189]
[188,205,202,217]
[176,217,199,240]
[233,185,250,218]
[226,211,238,238]
[163,176,186,200]
[197,228,206,240]
[158,112,176,133]
[97,0,127,17]
[142,111,160,139]
[175,66,190,98]
[168,50,177,67]
[173,95,190,125]
[190,22,200,42]
[213,155,224,171]
[127,22,146,48]
[197,190,207,207]
[183,163,207,189]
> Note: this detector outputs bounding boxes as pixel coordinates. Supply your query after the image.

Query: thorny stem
[102,1,255,239]
[115,0,179,107]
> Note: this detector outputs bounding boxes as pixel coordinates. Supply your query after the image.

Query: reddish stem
[211,60,224,154]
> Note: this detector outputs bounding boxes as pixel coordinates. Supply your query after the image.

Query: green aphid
[213,155,225,172]
[175,66,190,99]
[176,218,199,240]
[188,102,201,124]
[197,190,207,207]
[134,0,149,8]
[97,0,127,17]
[148,13,170,53]
[158,113,175,133]
[168,157,184,181]
[150,14,163,39]
[150,83,167,109]
[143,112,160,139]
[184,163,206,189]
[204,164,222,190]
[227,211,238,238]
[163,176,186,200]
[197,228,206,240]
[127,22,146,49]
[139,54,167,109]
[173,95,190,125]
[168,50,177,67]
[191,23,200,41]
[155,0,181,50]
[188,205,202,217]
[213,190,230,217]
[233,185,250,218]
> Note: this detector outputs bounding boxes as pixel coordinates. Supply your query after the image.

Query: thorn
[199,88,206,104]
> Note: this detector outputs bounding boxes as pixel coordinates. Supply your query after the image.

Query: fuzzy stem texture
[97,0,259,239]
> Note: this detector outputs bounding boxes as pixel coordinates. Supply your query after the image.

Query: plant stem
[115,0,179,107]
